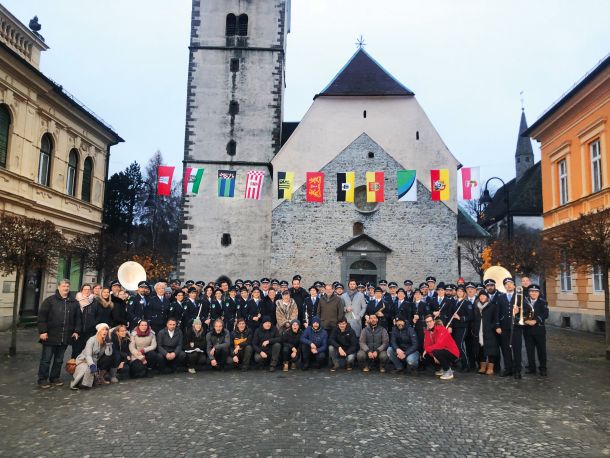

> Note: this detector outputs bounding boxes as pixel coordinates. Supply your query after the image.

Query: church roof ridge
[315,48,415,99]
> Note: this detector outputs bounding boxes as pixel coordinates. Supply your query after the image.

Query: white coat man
[341,279,368,337]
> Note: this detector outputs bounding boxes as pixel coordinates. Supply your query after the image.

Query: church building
[179,0,481,285]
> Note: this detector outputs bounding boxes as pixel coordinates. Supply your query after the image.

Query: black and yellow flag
[277,171,294,200]
[336,172,355,202]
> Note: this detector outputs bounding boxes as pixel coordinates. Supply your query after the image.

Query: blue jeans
[38,344,68,382]
[387,346,419,370]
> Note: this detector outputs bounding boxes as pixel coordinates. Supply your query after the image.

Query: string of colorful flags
[156,166,481,202]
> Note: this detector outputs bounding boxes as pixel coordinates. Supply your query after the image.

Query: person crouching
[70,323,113,390]
[206,318,231,371]
[423,316,459,380]
[299,316,328,370]
[252,316,282,371]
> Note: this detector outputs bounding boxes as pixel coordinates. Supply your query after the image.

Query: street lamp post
[480,177,511,240]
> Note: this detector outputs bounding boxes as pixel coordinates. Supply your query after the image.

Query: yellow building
[526,53,610,333]
[0,6,122,330]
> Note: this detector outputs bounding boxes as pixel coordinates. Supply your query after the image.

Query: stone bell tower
[178,0,290,281]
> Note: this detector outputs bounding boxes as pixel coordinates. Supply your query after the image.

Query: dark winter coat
[317,292,344,330]
[282,328,303,349]
[246,299,263,329]
[37,291,81,346]
[359,324,389,353]
[78,300,100,336]
[156,327,184,356]
[231,328,252,350]
[206,328,231,357]
[302,296,319,326]
[329,324,358,355]
[260,295,278,327]
[300,326,328,353]
[449,298,474,328]
[390,325,418,355]
[111,298,131,328]
[184,327,207,351]
[111,331,131,362]
[144,295,170,333]
[252,325,281,353]
[473,301,499,357]
[96,302,113,328]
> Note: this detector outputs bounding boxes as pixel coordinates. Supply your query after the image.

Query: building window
[56,256,83,292]
[593,265,604,293]
[363,110,367,118]
[38,134,53,186]
[560,252,572,292]
[416,131,419,140]
[66,149,78,196]
[229,100,239,115]
[221,233,232,247]
[353,185,380,214]
[82,157,93,202]
[558,159,568,205]
[226,14,237,36]
[237,14,248,36]
[0,104,10,168]
[227,140,236,156]
[230,58,240,72]
[590,140,602,193]
[353,222,364,236]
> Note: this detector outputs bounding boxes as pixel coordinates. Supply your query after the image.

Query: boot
[478,362,488,374]
[485,362,495,375]
[290,362,297,370]
[283,362,289,372]
[109,368,119,384]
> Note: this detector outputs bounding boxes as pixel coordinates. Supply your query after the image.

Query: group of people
[36,273,549,388]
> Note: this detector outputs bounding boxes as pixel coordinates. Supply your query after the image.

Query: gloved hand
[89,364,98,374]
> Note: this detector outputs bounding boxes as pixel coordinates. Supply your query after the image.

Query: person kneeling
[252,316,282,371]
[184,318,207,373]
[281,319,302,371]
[423,316,459,380]
[157,318,186,374]
[329,318,358,371]
[128,320,159,378]
[70,323,114,390]
[231,319,253,371]
[206,319,230,370]
[387,317,419,374]
[357,314,389,372]
[300,316,328,370]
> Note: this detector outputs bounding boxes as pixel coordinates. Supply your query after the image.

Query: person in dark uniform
[223,286,239,332]
[126,281,150,329]
[523,284,548,376]
[246,287,263,330]
[425,276,437,300]
[366,287,388,329]
[448,285,474,371]
[236,287,249,322]
[432,283,454,326]
[411,289,432,359]
[209,289,224,326]
[145,282,170,334]
[465,282,479,370]
[168,290,187,330]
[182,287,202,334]
[495,277,516,377]
[403,280,415,302]
[394,288,413,326]
[260,278,271,299]
[260,287,278,328]
[384,282,399,333]
[302,286,319,328]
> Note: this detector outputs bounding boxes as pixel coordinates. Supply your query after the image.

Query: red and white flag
[157,166,175,196]
[245,170,265,200]
[460,167,480,201]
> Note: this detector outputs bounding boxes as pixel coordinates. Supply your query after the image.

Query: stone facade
[178,0,290,281]
[271,134,458,286]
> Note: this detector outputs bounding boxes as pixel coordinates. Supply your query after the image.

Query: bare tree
[544,208,610,360]
[461,238,488,281]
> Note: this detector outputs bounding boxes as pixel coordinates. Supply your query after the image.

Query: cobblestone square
[0,327,609,457]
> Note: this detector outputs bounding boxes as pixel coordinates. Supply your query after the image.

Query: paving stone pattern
[0,327,609,457]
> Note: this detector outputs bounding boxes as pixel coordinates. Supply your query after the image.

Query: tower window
[368,152,374,159]
[353,222,364,236]
[416,131,419,140]
[238,14,248,36]
[229,100,239,115]
[230,58,240,72]
[226,14,237,36]
[363,110,367,118]
[221,233,232,247]
[227,140,236,156]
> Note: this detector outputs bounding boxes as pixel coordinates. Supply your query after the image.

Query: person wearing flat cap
[70,323,113,390]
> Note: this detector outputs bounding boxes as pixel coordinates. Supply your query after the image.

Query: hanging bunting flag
[245,170,265,200]
[277,171,294,200]
[306,172,324,202]
[460,166,480,201]
[157,165,174,196]
[336,172,355,202]
[430,169,450,201]
[217,170,236,198]
[397,170,417,202]
[366,171,384,202]
[183,167,204,195]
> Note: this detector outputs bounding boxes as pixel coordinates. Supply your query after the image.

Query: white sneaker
[440,369,454,380]
[188,368,196,374]
[434,370,444,376]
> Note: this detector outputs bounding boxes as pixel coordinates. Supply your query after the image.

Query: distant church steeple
[515,109,534,181]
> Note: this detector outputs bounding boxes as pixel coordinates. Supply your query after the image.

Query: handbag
[65,358,77,375]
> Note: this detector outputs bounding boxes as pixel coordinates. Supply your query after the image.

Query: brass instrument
[516,286,524,326]
[117,261,147,291]
[483,265,512,293]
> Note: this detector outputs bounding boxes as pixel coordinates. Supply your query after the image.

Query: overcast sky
[4,0,610,187]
